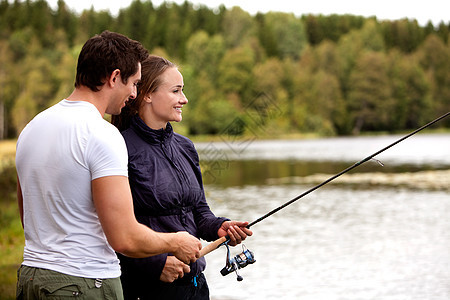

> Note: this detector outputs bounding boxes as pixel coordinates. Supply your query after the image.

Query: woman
[112,55,253,300]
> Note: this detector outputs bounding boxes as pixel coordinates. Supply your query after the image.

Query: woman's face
[143,67,188,129]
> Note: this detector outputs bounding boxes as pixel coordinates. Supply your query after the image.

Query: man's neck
[66,86,107,116]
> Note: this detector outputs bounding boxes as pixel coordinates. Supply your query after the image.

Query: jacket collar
[131,115,173,144]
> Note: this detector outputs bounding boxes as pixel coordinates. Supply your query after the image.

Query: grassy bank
[0,147,22,299]
[0,200,23,300]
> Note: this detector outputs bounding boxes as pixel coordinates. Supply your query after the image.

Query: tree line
[0,0,449,139]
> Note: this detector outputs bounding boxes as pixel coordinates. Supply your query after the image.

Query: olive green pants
[16,265,124,300]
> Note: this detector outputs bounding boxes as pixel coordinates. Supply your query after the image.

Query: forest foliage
[0,0,450,139]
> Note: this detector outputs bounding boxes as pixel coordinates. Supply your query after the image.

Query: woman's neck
[139,110,166,130]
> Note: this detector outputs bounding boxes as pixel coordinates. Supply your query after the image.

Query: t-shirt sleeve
[86,125,128,180]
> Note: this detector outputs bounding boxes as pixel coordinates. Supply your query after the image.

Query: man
[15,31,201,299]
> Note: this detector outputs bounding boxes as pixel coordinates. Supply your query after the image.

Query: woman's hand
[218,221,253,246]
[159,256,191,283]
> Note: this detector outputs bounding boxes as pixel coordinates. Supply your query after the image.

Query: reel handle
[199,236,228,258]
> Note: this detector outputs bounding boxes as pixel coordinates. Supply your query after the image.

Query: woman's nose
[181,92,188,104]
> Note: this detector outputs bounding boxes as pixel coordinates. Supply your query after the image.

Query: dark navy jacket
[118,116,228,282]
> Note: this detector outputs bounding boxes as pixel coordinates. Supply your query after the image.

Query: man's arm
[92,175,201,263]
[17,176,24,228]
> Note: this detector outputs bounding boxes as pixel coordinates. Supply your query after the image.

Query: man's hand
[160,256,191,283]
[218,221,253,246]
[172,231,202,264]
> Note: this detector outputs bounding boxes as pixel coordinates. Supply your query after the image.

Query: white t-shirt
[16,100,128,278]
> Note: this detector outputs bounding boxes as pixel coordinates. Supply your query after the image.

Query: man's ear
[109,69,121,87]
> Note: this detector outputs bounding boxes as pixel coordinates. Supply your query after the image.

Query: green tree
[289,63,310,131]
[423,21,436,37]
[50,31,78,106]
[417,34,450,116]
[292,62,344,135]
[154,2,191,58]
[139,2,161,49]
[78,8,115,40]
[187,3,225,36]
[303,14,365,45]
[348,51,392,134]
[184,70,238,135]
[264,12,307,59]
[303,14,324,45]
[252,58,284,99]
[54,0,78,46]
[255,12,279,57]
[1,0,27,31]
[217,45,255,105]
[387,50,432,129]
[336,19,384,100]
[336,29,363,99]
[358,19,385,51]
[306,40,340,75]
[251,58,290,134]
[121,0,153,43]
[0,0,9,30]
[185,30,225,80]
[0,39,14,138]
[296,42,348,133]
[11,38,55,133]
[221,6,255,48]
[381,19,424,53]
[27,0,55,47]
[436,21,449,43]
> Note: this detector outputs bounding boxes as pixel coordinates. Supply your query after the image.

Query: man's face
[107,63,141,115]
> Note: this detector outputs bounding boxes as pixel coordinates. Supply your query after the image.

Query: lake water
[194,133,450,300]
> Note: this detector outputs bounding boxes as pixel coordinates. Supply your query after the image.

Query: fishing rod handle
[199,236,228,258]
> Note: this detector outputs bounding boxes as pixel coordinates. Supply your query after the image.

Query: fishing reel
[220,241,255,281]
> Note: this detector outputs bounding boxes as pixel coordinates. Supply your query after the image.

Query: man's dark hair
[75,30,148,92]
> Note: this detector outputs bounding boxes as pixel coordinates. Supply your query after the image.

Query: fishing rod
[200,111,450,280]
[247,111,450,229]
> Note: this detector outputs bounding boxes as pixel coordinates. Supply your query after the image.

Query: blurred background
[0,0,449,299]
[0,0,449,139]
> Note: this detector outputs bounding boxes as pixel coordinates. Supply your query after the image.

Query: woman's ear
[144,95,152,103]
